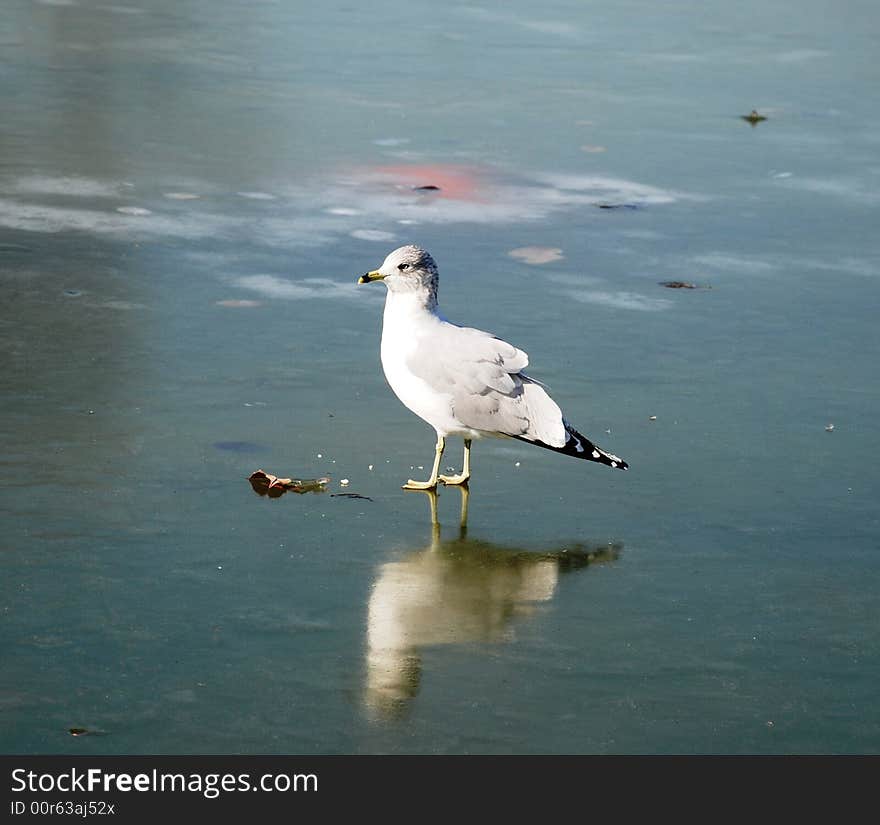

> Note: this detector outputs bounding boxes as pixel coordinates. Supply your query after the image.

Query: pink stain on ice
[358,164,489,202]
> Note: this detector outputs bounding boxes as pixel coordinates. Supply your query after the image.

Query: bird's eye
[397,263,409,271]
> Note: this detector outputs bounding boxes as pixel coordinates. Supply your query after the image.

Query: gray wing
[406,323,567,446]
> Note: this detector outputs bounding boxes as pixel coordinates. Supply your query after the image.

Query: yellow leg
[402,436,445,490]
[439,439,471,486]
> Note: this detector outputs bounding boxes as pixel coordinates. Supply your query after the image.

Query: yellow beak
[358,270,384,284]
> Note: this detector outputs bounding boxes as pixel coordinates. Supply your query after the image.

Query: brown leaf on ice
[248,470,330,498]
[248,469,276,495]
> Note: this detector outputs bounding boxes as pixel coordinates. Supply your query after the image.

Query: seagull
[358,245,628,489]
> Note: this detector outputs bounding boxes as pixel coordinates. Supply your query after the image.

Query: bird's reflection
[364,487,621,719]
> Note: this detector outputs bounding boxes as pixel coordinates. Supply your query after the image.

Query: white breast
[379,296,469,437]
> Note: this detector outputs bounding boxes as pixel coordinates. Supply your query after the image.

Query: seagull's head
[358,245,439,300]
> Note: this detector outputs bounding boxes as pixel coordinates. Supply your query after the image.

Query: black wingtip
[513,426,629,470]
